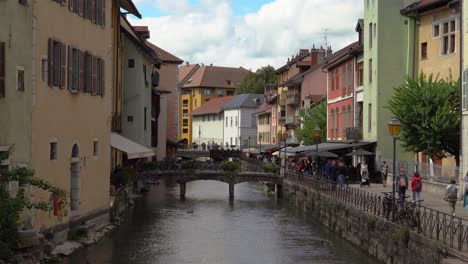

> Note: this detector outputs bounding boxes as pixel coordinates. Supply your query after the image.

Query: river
[61,179,379,264]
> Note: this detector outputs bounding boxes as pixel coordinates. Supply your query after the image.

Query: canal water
[62,179,379,264]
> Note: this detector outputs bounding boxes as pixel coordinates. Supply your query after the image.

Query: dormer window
[226,80,232,85]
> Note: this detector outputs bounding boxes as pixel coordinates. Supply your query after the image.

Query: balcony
[279,91,287,106]
[111,113,122,132]
[279,117,286,126]
[286,95,301,105]
[286,116,300,126]
[345,127,363,141]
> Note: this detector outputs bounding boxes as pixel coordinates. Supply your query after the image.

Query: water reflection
[62,180,378,264]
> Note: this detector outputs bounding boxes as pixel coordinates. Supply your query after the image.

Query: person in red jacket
[411,172,423,202]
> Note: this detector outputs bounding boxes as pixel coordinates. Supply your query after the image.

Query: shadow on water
[61,178,380,264]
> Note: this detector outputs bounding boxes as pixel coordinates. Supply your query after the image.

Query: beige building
[0,0,142,240]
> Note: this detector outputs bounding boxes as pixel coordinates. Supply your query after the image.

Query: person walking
[337,160,346,188]
[410,172,422,202]
[396,168,409,202]
[360,160,369,186]
[445,179,459,216]
[463,172,468,211]
[381,161,389,187]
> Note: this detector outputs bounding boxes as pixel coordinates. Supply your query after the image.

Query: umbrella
[345,149,374,156]
[307,151,339,158]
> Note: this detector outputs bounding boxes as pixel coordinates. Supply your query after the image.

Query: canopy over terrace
[111,133,155,160]
[285,141,376,157]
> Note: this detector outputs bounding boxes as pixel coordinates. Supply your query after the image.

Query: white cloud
[130,0,363,70]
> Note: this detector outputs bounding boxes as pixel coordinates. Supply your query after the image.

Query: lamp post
[314,127,321,176]
[388,118,401,217]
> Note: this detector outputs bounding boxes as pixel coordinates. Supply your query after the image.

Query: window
[202,115,205,122]
[217,90,223,96]
[368,103,372,133]
[369,23,373,49]
[19,0,30,5]
[183,100,189,107]
[227,90,234,96]
[433,24,440,37]
[368,59,372,83]
[93,140,99,157]
[235,137,237,145]
[183,119,188,127]
[330,71,334,91]
[127,116,133,122]
[230,117,233,127]
[226,117,228,127]
[16,67,24,91]
[143,64,147,85]
[441,19,456,55]
[41,58,48,82]
[50,142,57,160]
[48,39,66,88]
[330,109,335,137]
[128,59,134,68]
[208,115,211,122]
[342,66,347,95]
[144,107,147,131]
[83,52,92,93]
[72,0,80,14]
[96,58,105,96]
[235,116,238,127]
[96,0,105,26]
[203,89,211,95]
[373,23,376,40]
[183,128,188,134]
[69,48,80,92]
[183,109,188,117]
[421,42,428,59]
[334,69,339,90]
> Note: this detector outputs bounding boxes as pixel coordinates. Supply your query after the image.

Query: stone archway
[70,144,80,216]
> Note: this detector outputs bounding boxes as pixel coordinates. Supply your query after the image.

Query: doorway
[70,144,80,217]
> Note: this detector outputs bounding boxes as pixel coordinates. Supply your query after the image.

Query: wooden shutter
[92,56,97,95]
[79,50,84,92]
[78,0,84,16]
[91,0,96,24]
[60,42,66,88]
[102,0,105,27]
[0,42,5,98]
[101,60,105,96]
[48,38,53,87]
[68,46,72,90]
[68,0,73,11]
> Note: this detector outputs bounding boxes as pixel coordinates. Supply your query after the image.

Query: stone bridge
[143,170,283,199]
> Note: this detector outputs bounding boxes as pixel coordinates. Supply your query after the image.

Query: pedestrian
[331,160,338,183]
[396,168,408,201]
[338,160,346,188]
[360,160,369,186]
[445,178,459,216]
[463,172,468,210]
[381,161,389,187]
[410,172,422,202]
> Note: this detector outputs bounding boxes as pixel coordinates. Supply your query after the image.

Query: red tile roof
[401,0,457,15]
[190,96,235,116]
[323,41,360,70]
[145,41,183,64]
[256,102,272,114]
[179,64,250,89]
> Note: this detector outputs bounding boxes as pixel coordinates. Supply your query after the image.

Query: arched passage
[70,144,80,216]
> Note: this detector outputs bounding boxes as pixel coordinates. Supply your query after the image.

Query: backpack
[447,185,458,200]
[414,179,421,190]
[399,176,407,187]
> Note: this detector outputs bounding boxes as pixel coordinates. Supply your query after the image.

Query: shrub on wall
[221,161,240,172]
[181,160,196,170]
[263,163,280,174]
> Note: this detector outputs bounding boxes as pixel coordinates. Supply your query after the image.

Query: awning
[111,133,155,160]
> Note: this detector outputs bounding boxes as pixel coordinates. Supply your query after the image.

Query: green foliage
[0,149,66,260]
[181,160,196,170]
[296,100,327,145]
[387,74,460,161]
[221,161,240,172]
[392,226,410,246]
[141,161,159,171]
[237,66,277,94]
[263,163,280,174]
[112,167,138,187]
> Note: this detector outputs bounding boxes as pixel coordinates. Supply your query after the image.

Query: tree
[237,66,277,94]
[296,100,327,145]
[387,73,460,164]
[0,149,66,260]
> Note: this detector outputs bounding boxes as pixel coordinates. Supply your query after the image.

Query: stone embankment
[283,175,460,264]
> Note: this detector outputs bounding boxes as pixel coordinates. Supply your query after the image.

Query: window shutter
[92,56,97,95]
[79,0,84,16]
[48,38,53,87]
[68,0,73,11]
[101,60,105,96]
[60,42,66,88]
[0,42,5,98]
[79,50,84,92]
[102,0,105,27]
[91,0,96,24]
[68,46,72,90]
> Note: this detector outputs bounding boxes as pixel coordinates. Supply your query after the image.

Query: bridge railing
[285,171,468,253]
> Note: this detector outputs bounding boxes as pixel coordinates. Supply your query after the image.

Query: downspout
[460,0,464,180]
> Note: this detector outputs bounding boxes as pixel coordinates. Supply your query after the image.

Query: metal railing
[345,127,362,141]
[285,172,468,252]
[286,115,300,125]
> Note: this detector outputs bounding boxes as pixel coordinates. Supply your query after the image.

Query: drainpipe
[459,0,464,182]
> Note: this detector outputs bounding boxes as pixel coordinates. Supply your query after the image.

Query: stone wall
[283,180,446,264]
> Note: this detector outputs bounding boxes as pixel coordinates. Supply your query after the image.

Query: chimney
[310,44,318,65]
[287,58,290,63]
[317,46,326,64]
[327,46,333,58]
[186,61,189,66]
[210,63,213,66]
[299,49,308,56]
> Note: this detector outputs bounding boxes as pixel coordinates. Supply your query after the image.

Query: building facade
[178,64,249,144]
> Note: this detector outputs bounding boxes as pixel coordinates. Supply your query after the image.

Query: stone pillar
[180,182,186,199]
[229,183,234,200]
[276,184,283,199]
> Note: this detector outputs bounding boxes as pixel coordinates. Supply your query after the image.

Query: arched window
[71,144,79,158]
[347,105,352,129]
[341,106,346,137]
[334,107,339,139]
[330,109,335,138]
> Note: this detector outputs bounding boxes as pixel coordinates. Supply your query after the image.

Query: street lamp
[314,127,321,176]
[388,118,401,217]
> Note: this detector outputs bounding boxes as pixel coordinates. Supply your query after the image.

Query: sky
[129,0,364,70]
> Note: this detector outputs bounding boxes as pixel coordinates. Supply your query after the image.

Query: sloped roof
[401,0,458,15]
[223,94,264,110]
[323,41,360,70]
[120,0,141,18]
[256,102,272,114]
[276,52,311,74]
[190,96,235,116]
[145,41,183,64]
[120,16,160,64]
[179,65,250,89]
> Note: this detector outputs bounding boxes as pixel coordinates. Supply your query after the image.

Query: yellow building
[178,64,249,144]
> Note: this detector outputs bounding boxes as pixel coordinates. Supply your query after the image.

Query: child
[410,172,422,202]
[445,179,459,216]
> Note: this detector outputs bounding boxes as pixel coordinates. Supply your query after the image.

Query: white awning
[110,133,155,160]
